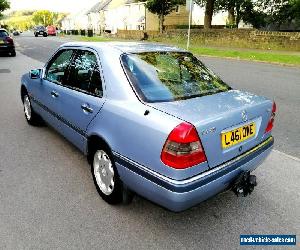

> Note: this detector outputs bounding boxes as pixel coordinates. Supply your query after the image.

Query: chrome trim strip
[114,136,274,186]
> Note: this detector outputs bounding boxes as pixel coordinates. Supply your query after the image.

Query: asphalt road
[0,34,299,249]
[14,33,300,158]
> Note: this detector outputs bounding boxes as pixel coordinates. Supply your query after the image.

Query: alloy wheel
[93,150,115,196]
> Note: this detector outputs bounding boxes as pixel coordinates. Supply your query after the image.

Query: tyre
[34,33,38,37]
[43,33,48,37]
[10,50,16,57]
[23,94,43,126]
[91,147,123,204]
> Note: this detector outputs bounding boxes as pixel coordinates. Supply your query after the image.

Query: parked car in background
[0,28,16,57]
[46,25,57,36]
[34,26,47,37]
[20,42,275,212]
[12,30,20,36]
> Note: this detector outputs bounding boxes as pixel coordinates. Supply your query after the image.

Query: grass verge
[189,47,300,66]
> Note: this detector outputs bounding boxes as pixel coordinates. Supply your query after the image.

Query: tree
[213,0,267,28]
[204,0,216,29]
[32,10,58,26]
[258,0,300,27]
[140,0,185,33]
[213,0,241,27]
[194,0,216,29]
[236,0,267,28]
[0,0,10,18]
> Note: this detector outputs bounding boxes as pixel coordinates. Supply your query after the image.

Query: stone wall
[116,29,300,51]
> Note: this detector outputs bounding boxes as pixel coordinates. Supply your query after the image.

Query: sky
[8,0,99,13]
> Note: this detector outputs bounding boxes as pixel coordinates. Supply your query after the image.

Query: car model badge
[241,110,248,122]
[201,127,216,136]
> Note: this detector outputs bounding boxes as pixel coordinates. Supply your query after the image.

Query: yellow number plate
[221,123,256,149]
[0,40,4,44]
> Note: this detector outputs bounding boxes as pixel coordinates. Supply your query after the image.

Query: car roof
[61,42,186,54]
[0,29,7,31]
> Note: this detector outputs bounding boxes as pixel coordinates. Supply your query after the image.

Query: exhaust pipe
[231,171,257,197]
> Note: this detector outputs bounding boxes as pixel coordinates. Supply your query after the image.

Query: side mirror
[29,69,42,79]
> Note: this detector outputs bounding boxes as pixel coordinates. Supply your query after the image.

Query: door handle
[51,90,59,98]
[81,104,93,113]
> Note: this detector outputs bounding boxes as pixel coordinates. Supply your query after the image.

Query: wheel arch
[21,85,28,103]
[86,134,113,164]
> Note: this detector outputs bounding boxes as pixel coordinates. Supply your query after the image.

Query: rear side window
[121,52,230,102]
[67,50,103,97]
[45,50,74,85]
[0,30,8,37]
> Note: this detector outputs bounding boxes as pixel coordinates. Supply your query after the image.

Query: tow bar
[231,171,257,197]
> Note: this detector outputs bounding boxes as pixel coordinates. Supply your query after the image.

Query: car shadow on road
[112,187,282,247]
[0,54,13,57]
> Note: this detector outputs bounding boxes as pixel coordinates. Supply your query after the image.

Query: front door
[31,49,74,130]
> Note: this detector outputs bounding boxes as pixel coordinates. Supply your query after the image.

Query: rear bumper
[0,45,15,53]
[35,31,46,35]
[114,136,274,212]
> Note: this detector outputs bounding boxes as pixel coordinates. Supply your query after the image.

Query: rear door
[54,48,105,151]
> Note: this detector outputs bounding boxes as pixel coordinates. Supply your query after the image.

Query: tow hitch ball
[231,171,257,197]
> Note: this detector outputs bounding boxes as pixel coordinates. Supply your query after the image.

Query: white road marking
[273,149,300,162]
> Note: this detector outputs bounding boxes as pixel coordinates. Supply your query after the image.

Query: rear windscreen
[121,52,230,103]
[35,26,45,30]
[0,31,8,37]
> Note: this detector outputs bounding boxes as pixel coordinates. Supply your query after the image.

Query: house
[61,1,107,33]
[146,4,190,30]
[85,0,112,34]
[120,1,146,31]
[61,10,88,31]
[103,1,232,33]
[61,0,251,34]
[103,0,190,33]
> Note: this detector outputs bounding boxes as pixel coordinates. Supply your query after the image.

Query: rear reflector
[161,122,207,169]
[265,102,276,134]
[5,37,14,45]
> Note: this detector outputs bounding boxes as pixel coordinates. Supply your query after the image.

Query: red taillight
[5,37,14,45]
[161,122,207,169]
[265,102,276,134]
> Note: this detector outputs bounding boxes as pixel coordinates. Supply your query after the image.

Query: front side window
[68,50,103,97]
[121,52,230,102]
[45,49,74,85]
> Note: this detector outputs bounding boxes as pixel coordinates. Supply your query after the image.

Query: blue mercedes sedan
[21,42,275,212]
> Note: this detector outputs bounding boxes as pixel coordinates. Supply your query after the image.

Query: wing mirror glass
[29,69,42,79]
